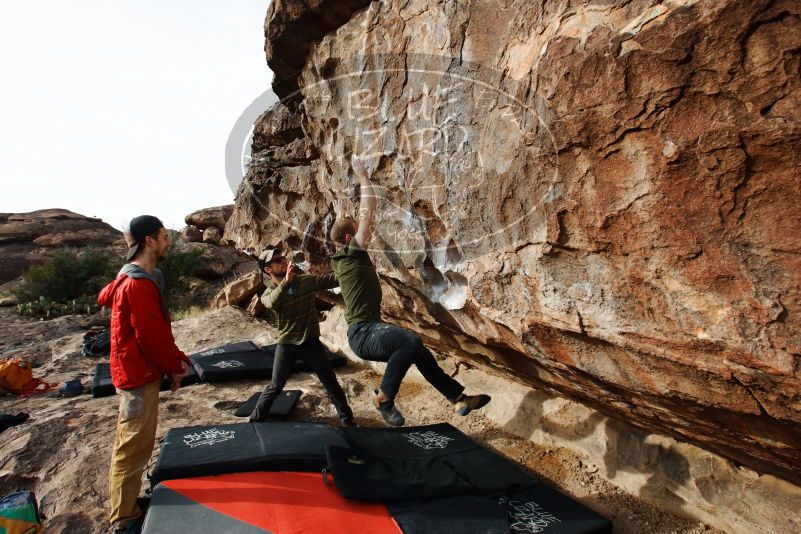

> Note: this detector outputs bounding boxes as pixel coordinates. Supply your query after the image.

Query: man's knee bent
[390,329,423,361]
[403,330,424,354]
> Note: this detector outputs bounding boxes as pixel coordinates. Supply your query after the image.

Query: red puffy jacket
[97,274,189,390]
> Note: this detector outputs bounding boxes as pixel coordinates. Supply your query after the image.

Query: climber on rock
[330,155,490,427]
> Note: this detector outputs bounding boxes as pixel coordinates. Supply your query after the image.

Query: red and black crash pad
[142,472,611,534]
[142,471,402,534]
[149,422,348,487]
[91,362,198,398]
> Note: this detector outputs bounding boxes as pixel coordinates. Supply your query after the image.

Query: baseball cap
[124,215,164,261]
[257,244,284,265]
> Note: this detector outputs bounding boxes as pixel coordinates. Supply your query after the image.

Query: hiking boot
[454,393,491,416]
[374,389,405,427]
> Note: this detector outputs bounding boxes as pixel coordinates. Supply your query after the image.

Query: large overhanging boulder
[230,0,801,484]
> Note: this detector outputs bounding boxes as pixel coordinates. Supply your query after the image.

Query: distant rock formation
[0,209,123,285]
[0,206,255,311]
[185,205,234,234]
[177,204,256,291]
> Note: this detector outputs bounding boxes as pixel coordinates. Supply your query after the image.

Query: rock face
[202,226,221,245]
[227,0,801,484]
[185,205,234,231]
[264,0,373,98]
[175,205,257,289]
[179,225,203,243]
[210,271,265,310]
[182,205,234,252]
[0,210,123,283]
[176,242,247,278]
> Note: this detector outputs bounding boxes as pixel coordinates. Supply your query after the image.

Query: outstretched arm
[352,155,377,249]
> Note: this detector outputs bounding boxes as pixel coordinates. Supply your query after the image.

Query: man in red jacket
[98,215,190,534]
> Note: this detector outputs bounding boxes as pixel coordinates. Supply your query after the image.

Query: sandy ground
[0,307,717,533]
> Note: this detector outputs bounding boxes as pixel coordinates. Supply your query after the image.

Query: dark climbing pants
[250,337,353,423]
[347,321,464,403]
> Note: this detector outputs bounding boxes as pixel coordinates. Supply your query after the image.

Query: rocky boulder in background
[202,226,222,245]
[168,205,258,309]
[179,225,203,243]
[185,205,234,231]
[225,0,801,485]
[0,209,123,284]
[181,204,234,248]
[211,271,265,310]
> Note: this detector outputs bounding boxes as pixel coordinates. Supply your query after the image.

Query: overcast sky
[0,1,272,230]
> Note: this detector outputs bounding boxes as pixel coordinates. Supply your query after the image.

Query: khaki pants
[108,379,160,529]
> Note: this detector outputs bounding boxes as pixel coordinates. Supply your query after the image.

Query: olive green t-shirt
[331,240,382,325]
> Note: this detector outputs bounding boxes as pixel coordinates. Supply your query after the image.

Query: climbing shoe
[454,393,491,416]
[374,389,405,427]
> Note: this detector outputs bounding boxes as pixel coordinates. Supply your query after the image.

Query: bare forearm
[353,155,376,247]
[357,166,377,216]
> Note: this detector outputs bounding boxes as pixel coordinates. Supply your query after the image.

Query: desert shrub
[16,295,104,319]
[13,242,203,319]
[159,242,203,310]
[14,248,121,306]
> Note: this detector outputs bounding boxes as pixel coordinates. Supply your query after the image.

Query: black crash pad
[326,424,538,502]
[386,485,612,534]
[150,421,347,486]
[190,341,272,382]
[233,390,302,417]
[259,344,347,373]
[326,443,537,502]
[338,422,479,457]
[91,362,198,398]
[503,485,612,534]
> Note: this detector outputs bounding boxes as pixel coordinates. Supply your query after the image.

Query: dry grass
[172,305,210,321]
